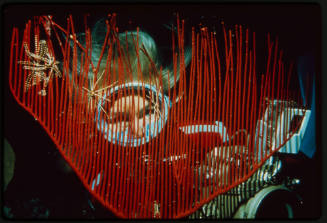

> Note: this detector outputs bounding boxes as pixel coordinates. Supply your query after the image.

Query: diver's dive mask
[97,82,171,147]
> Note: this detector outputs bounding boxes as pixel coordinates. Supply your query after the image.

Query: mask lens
[97,83,170,147]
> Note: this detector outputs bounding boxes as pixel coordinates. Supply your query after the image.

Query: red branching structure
[8,14,306,218]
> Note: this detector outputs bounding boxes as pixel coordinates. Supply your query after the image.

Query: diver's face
[107,95,159,138]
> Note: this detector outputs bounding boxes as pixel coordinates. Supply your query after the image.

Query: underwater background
[3,3,321,219]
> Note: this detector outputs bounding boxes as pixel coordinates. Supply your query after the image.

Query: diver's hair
[161,46,192,92]
[68,18,191,93]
